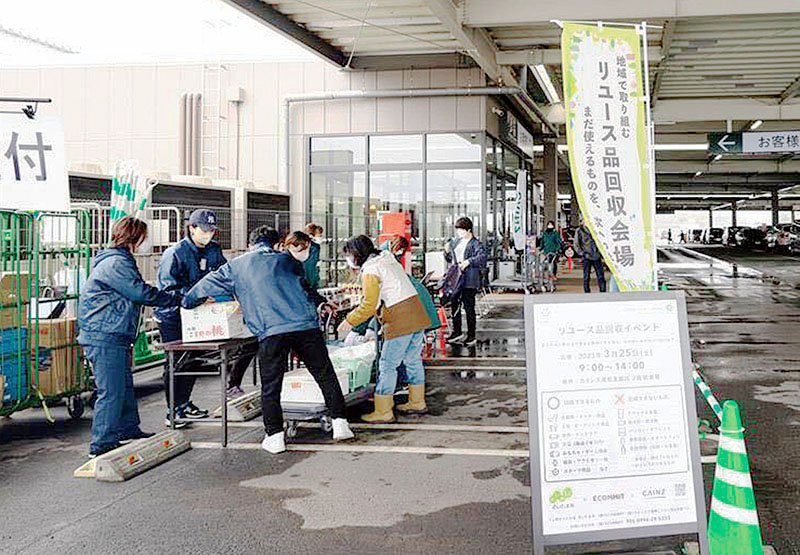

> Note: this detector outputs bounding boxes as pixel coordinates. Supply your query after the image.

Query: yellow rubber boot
[396,384,427,415]
[362,394,395,423]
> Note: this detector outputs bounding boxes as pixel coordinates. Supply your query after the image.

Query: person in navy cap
[155,209,253,426]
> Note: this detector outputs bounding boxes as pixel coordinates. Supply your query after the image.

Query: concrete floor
[1,246,799,554]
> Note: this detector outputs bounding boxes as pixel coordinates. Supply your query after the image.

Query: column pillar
[708,208,713,229]
[731,202,737,227]
[771,189,780,226]
[543,139,558,225]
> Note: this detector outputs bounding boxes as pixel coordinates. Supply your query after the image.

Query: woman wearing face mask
[182,231,354,454]
[443,217,487,347]
[78,217,182,457]
[338,235,431,422]
[155,209,228,426]
[302,223,324,289]
[538,220,565,286]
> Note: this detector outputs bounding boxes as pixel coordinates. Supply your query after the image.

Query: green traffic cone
[708,400,764,555]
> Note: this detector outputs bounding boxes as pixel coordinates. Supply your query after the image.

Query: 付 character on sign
[3,131,53,181]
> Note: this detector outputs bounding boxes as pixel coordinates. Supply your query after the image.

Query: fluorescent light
[713,154,723,162]
[750,120,763,130]
[531,143,709,153]
[694,171,703,177]
[531,64,560,104]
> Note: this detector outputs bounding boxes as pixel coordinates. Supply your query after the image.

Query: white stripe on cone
[715,465,753,489]
[719,435,747,454]
[710,498,760,526]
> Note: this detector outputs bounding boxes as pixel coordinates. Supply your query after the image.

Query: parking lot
[1,247,798,554]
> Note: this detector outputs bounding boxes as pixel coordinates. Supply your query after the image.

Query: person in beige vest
[338,235,429,423]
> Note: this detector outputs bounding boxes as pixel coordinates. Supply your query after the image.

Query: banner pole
[640,21,658,290]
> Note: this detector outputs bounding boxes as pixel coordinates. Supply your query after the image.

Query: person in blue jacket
[78,217,181,457]
[443,217,487,347]
[182,230,354,454]
[155,209,247,424]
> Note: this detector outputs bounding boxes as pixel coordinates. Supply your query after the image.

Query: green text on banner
[562,23,657,291]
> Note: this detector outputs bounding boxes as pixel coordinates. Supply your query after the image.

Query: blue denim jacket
[78,248,180,347]
[182,246,326,340]
[154,237,227,324]
[444,237,487,290]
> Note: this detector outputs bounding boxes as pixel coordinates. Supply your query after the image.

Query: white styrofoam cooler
[281,367,350,404]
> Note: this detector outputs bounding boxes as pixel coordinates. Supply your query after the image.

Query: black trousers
[160,320,254,407]
[451,287,478,338]
[258,328,346,435]
[226,353,256,389]
[582,256,607,293]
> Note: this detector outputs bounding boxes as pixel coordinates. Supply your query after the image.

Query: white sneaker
[332,418,355,441]
[261,431,286,454]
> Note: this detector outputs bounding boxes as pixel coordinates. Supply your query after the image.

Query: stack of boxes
[1,328,28,404]
[0,271,81,403]
[1,272,30,405]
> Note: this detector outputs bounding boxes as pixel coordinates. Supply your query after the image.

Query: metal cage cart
[0,210,93,420]
[283,296,377,439]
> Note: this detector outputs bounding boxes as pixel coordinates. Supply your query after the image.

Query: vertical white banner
[0,115,69,212]
[514,170,527,250]
[562,23,657,291]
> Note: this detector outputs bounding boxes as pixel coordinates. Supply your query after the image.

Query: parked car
[690,229,704,243]
[773,223,800,254]
[722,226,742,246]
[702,227,724,244]
[736,227,767,249]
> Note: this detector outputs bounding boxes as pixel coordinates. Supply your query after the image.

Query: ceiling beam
[654,98,800,123]
[422,0,560,136]
[423,0,502,80]
[651,20,677,106]
[779,75,800,104]
[461,0,800,28]
[220,0,347,67]
[496,47,662,66]
[349,53,476,70]
[658,172,800,184]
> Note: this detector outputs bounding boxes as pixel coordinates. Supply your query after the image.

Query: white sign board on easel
[524,291,709,553]
[0,115,69,212]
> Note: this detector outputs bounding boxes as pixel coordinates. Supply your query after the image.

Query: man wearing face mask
[443,217,487,347]
[182,231,354,454]
[155,209,228,426]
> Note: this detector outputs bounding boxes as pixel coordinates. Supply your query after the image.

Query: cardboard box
[180,301,253,343]
[0,307,24,330]
[281,367,350,404]
[31,318,79,396]
[34,318,77,349]
[1,356,28,402]
[0,271,31,304]
[35,345,80,396]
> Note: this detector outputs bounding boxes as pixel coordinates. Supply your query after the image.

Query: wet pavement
[1,246,799,554]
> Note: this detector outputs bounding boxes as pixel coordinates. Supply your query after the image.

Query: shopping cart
[537,252,559,293]
[282,310,377,439]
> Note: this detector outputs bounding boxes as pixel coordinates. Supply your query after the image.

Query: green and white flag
[562,23,657,291]
[110,161,153,223]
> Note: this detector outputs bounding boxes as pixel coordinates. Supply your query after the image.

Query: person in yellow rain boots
[338,236,429,423]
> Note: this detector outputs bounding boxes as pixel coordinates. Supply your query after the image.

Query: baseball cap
[188,209,219,232]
